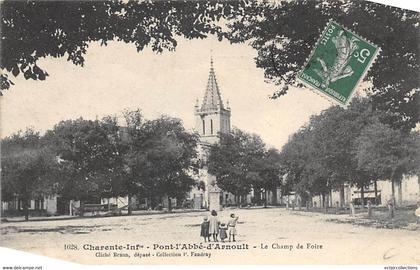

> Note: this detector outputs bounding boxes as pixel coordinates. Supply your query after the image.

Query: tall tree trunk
[391,178,395,204]
[374,180,378,205]
[272,187,278,205]
[279,192,283,207]
[322,194,327,213]
[148,196,153,210]
[127,194,132,215]
[263,190,268,208]
[339,184,345,208]
[23,199,29,221]
[388,179,395,219]
[298,195,301,211]
[254,189,260,205]
[168,197,172,212]
[390,168,400,206]
[324,196,328,213]
[397,180,403,207]
[360,185,365,209]
[329,189,333,207]
[80,201,85,217]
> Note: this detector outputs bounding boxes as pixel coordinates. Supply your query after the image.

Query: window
[202,119,205,134]
[35,198,44,210]
[210,119,213,134]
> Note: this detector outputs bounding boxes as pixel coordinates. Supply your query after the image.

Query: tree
[257,148,283,206]
[140,116,199,211]
[1,129,56,220]
[118,109,148,214]
[279,127,314,205]
[311,98,380,207]
[120,111,198,212]
[208,128,266,205]
[2,1,417,130]
[356,121,419,206]
[0,0,245,92]
[227,0,419,130]
[280,97,380,209]
[44,118,122,208]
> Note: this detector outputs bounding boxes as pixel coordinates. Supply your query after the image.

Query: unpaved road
[1,208,419,264]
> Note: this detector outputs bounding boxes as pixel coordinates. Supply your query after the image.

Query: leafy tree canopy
[207,128,268,197]
[356,120,419,182]
[227,0,419,130]
[1,129,57,220]
[0,0,243,90]
[1,1,417,130]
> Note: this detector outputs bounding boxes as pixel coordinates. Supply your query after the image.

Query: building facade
[311,175,420,208]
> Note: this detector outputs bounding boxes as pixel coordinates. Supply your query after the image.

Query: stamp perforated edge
[296,19,382,108]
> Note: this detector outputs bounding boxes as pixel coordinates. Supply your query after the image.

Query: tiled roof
[201,59,224,111]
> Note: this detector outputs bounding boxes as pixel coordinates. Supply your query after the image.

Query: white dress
[208,216,219,235]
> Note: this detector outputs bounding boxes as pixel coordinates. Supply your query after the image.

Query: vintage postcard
[0,0,419,269]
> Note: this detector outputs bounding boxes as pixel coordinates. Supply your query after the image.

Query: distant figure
[367,200,373,219]
[228,213,239,242]
[415,201,420,224]
[350,202,355,217]
[200,217,210,242]
[387,196,395,219]
[219,223,228,242]
[208,210,220,242]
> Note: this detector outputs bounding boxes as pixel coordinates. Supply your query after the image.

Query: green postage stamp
[298,20,380,106]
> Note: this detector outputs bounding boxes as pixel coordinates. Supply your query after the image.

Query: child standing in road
[208,210,220,242]
[219,223,228,242]
[200,217,210,242]
[228,213,239,242]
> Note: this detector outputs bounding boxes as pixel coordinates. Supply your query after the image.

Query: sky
[1,36,335,150]
[3,0,418,150]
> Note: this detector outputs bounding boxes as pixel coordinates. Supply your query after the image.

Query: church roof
[201,58,224,111]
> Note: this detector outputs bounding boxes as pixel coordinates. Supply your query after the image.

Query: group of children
[200,210,239,242]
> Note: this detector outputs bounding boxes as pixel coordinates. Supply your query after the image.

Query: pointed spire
[201,55,224,111]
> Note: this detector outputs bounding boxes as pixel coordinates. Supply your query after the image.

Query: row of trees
[205,96,419,210]
[2,100,418,219]
[1,110,199,220]
[279,97,419,209]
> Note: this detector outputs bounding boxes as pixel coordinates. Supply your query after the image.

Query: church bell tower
[194,57,231,145]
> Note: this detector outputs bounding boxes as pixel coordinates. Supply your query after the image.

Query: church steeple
[201,57,224,111]
[195,56,231,145]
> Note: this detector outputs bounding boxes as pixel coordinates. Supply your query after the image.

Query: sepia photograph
[0,0,419,268]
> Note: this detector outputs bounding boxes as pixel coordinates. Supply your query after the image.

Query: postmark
[297,20,380,106]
